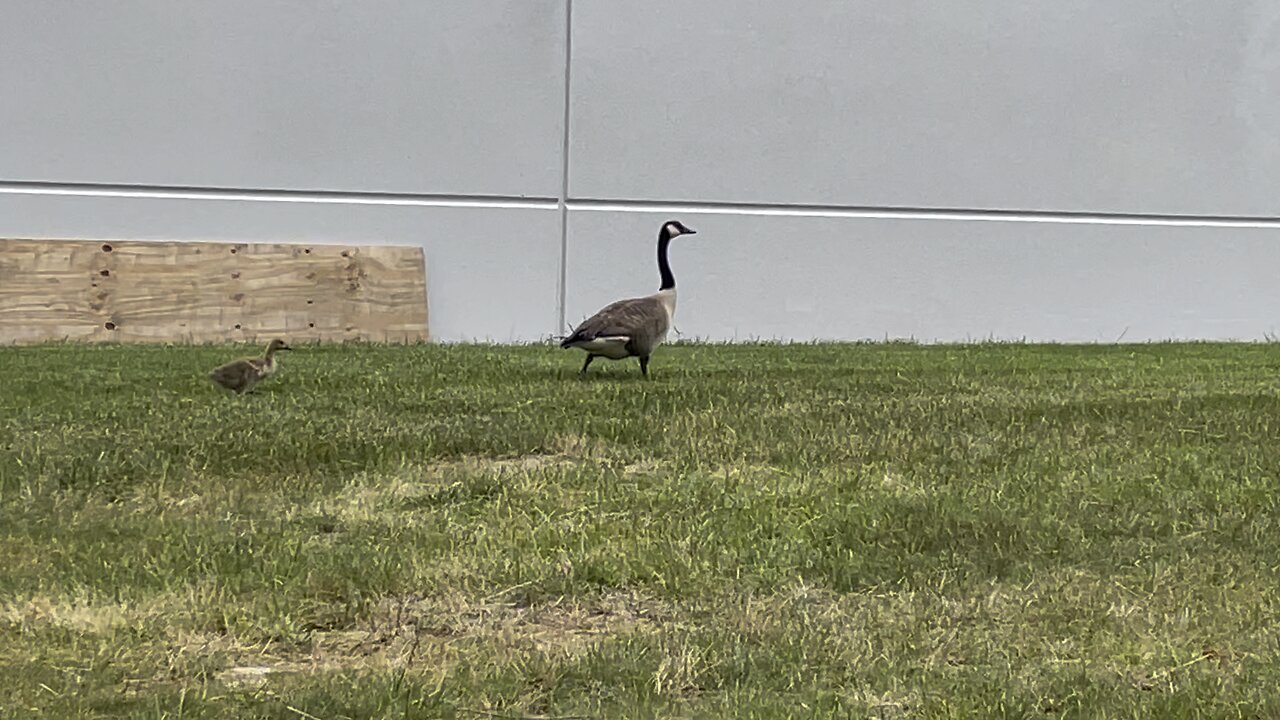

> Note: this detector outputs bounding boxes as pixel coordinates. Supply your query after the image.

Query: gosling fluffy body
[209,338,291,394]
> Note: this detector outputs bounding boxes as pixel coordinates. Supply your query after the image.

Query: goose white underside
[566,336,633,359]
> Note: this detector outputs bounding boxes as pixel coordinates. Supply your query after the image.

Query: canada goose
[209,338,291,394]
[561,219,697,377]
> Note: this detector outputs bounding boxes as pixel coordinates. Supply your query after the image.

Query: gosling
[209,338,291,394]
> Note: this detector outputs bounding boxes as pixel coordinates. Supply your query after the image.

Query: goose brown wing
[562,296,666,347]
[209,360,251,391]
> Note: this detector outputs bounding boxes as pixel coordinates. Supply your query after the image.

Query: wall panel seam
[556,0,574,336]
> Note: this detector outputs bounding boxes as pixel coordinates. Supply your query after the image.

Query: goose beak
[685,228,697,235]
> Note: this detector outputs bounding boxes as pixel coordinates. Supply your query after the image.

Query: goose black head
[661,220,697,239]
[267,338,292,353]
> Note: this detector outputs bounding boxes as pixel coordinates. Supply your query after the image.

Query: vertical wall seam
[556,0,574,336]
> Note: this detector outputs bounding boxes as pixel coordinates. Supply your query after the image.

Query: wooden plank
[0,239,429,344]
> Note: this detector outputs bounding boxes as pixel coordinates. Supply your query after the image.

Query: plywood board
[0,239,428,344]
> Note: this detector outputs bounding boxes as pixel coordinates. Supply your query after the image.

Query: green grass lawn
[2,341,1280,718]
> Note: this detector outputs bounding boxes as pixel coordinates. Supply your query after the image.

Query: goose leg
[580,354,597,375]
[639,355,650,377]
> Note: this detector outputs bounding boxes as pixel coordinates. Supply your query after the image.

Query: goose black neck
[657,228,675,290]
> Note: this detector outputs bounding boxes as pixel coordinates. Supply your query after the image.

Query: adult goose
[209,338,291,394]
[561,220,696,377]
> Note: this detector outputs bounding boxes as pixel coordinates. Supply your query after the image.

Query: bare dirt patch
[358,590,671,656]
[191,591,674,685]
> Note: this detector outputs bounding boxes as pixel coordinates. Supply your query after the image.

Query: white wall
[4,1,1280,342]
